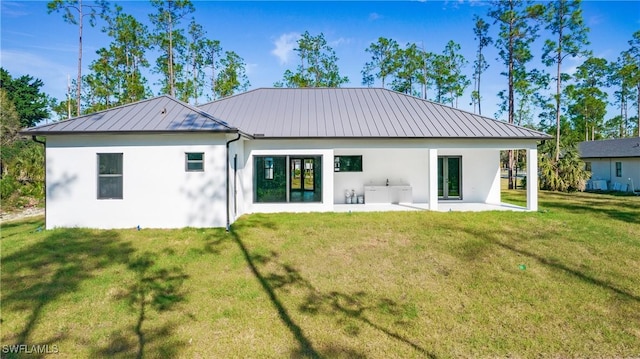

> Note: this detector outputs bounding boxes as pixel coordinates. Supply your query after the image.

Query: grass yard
[1,190,639,358]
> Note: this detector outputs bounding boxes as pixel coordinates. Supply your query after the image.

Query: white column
[526,148,538,211]
[428,148,438,211]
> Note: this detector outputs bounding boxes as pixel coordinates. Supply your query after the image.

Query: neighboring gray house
[23,88,551,230]
[579,138,640,192]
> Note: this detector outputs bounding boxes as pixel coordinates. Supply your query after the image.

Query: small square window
[585,162,591,172]
[615,162,622,177]
[186,153,204,172]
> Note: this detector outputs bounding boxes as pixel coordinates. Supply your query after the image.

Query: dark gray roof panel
[199,88,550,139]
[579,138,640,158]
[23,96,235,134]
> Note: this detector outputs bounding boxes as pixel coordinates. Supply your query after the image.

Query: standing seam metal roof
[198,87,551,139]
[22,96,236,134]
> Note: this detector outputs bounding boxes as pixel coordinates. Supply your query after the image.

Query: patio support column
[428,148,438,211]
[526,148,538,211]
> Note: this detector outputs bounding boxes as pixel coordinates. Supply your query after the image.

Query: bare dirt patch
[0,207,45,224]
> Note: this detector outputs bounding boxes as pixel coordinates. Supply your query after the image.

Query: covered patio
[334,201,527,213]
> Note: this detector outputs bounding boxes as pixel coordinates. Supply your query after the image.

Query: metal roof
[579,138,640,158]
[198,88,551,139]
[23,96,236,135]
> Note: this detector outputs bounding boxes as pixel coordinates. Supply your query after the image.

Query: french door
[438,156,462,199]
[290,157,317,202]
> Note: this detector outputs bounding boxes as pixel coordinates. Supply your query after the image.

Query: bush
[0,139,44,211]
[538,141,590,192]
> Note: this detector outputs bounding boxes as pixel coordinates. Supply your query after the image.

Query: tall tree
[0,88,21,147]
[471,15,492,115]
[276,31,348,88]
[0,68,50,128]
[489,0,543,189]
[566,57,608,141]
[362,37,400,88]
[185,19,208,104]
[84,48,118,112]
[149,0,195,97]
[542,0,590,160]
[214,51,250,99]
[104,4,150,104]
[47,0,107,117]
[441,40,469,108]
[390,43,426,96]
[204,39,222,100]
[622,30,640,137]
[84,4,150,112]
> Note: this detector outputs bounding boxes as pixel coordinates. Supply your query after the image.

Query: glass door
[290,157,319,202]
[438,156,462,199]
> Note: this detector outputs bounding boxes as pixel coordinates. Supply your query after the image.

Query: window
[334,155,362,172]
[616,162,622,177]
[255,156,287,202]
[254,155,322,203]
[186,152,204,171]
[585,162,592,172]
[98,153,123,199]
[264,157,274,179]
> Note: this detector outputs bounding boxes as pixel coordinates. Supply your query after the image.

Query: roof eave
[19,129,243,136]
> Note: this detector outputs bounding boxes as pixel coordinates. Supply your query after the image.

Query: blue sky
[1,1,639,121]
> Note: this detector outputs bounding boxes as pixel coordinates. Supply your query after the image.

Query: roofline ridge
[23,95,171,131]
[167,96,238,131]
[382,88,550,137]
[198,88,264,107]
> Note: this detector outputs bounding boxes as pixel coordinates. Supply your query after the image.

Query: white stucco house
[579,138,640,192]
[23,88,550,229]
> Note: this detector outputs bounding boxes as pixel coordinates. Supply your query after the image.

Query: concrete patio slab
[333,202,527,213]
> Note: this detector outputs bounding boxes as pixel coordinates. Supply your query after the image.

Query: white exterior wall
[235,138,532,217]
[333,148,429,203]
[45,133,229,229]
[45,135,539,229]
[587,157,640,191]
[240,140,335,214]
[439,148,501,204]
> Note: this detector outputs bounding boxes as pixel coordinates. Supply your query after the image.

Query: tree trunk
[555,16,563,163]
[168,10,174,97]
[77,0,83,116]
[507,17,515,190]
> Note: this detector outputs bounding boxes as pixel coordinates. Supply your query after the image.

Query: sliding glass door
[254,155,322,203]
[438,156,462,200]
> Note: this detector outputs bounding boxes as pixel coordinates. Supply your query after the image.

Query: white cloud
[271,32,299,65]
[245,63,258,75]
[0,1,28,17]
[368,12,381,21]
[0,49,75,100]
[329,37,351,47]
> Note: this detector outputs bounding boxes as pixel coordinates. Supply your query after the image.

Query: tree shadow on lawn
[1,228,188,358]
[230,220,436,359]
[1,229,133,350]
[94,251,189,359]
[448,221,640,303]
[0,217,45,239]
[540,192,640,224]
[542,199,639,224]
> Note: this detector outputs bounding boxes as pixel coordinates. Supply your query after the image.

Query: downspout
[226,133,242,232]
[31,135,46,228]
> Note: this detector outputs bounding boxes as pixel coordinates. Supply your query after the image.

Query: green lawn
[1,190,639,358]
